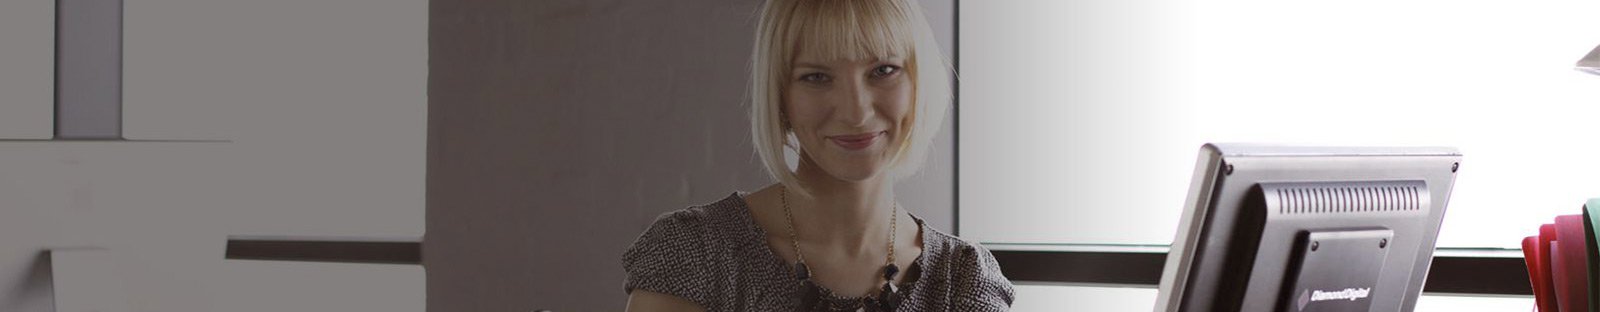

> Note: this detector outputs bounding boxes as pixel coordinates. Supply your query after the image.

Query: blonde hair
[749,0,951,198]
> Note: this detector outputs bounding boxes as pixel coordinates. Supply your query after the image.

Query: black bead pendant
[797,279,820,311]
[876,263,902,311]
[794,262,812,280]
[795,262,818,312]
[877,281,902,311]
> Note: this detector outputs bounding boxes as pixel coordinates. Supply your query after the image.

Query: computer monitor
[1154,143,1461,312]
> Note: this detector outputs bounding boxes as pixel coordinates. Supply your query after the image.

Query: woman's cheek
[881,90,913,121]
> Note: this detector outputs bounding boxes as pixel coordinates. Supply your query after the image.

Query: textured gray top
[623,192,1015,311]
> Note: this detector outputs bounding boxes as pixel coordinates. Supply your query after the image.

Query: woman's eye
[871,65,901,78]
[800,73,831,83]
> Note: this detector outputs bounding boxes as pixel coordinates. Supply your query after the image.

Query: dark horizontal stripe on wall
[225,237,421,265]
[992,250,1531,296]
[992,250,1167,286]
[1422,256,1531,295]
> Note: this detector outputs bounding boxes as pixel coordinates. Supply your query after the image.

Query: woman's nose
[836,81,875,127]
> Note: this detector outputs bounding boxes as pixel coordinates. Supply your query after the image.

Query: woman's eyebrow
[793,62,831,70]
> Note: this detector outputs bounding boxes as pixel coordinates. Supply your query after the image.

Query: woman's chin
[819,163,890,183]
[800,145,894,183]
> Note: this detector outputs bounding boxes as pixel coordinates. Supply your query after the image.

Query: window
[959,0,1600,249]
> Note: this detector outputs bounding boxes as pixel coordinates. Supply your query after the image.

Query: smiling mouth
[828,131,887,151]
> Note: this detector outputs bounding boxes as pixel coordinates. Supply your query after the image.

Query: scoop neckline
[726,191,935,306]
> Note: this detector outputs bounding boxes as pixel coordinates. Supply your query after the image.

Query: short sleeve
[622,210,715,308]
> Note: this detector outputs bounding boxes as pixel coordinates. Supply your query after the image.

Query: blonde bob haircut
[749,0,950,199]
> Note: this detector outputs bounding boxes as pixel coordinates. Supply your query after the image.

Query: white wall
[0,0,53,138]
[0,0,426,311]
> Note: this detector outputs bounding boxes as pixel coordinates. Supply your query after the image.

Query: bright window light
[960,0,1600,248]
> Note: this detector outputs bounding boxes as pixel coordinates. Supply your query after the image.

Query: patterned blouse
[623,192,1015,311]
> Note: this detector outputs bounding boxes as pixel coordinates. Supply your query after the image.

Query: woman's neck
[789,157,898,257]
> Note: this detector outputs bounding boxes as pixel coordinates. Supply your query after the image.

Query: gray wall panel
[54,0,123,139]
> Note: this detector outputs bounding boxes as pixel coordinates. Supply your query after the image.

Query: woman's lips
[828,131,886,151]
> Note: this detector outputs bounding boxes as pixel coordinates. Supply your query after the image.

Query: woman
[623,0,1014,311]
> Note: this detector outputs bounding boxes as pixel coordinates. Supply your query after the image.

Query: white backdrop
[959,0,1600,249]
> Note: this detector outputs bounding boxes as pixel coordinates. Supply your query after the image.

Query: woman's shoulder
[624,192,752,261]
[919,225,1017,309]
[621,192,756,308]
[637,192,751,238]
[919,225,996,265]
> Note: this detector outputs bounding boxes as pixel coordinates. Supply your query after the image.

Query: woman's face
[783,48,913,183]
